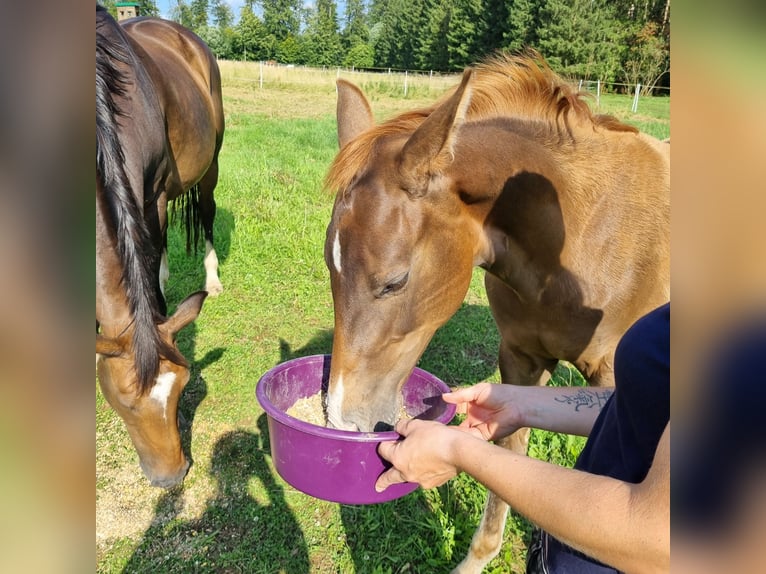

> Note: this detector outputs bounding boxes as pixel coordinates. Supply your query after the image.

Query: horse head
[324,71,491,432]
[96,292,206,487]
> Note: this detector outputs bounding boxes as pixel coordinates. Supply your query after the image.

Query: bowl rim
[256,354,456,443]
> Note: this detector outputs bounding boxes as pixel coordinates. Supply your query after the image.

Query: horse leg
[198,160,223,296]
[159,248,169,298]
[452,344,557,574]
[453,342,554,574]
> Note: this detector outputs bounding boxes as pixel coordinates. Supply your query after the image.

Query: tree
[623,21,669,93]
[277,35,304,64]
[344,43,374,68]
[189,0,210,31]
[342,0,369,46]
[369,0,427,69]
[262,0,302,41]
[445,0,487,69]
[237,3,271,60]
[535,0,625,83]
[198,25,230,58]
[210,0,234,29]
[419,0,451,71]
[303,0,342,66]
[170,0,194,28]
[504,0,538,53]
[140,0,161,17]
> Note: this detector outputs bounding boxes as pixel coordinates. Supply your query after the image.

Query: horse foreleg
[452,430,530,574]
[203,239,222,295]
[198,161,222,296]
[454,297,555,572]
[159,248,170,298]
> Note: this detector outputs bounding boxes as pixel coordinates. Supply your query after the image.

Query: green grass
[97,63,668,574]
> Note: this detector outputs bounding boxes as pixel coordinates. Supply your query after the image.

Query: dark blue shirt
[575,302,670,480]
[541,302,670,573]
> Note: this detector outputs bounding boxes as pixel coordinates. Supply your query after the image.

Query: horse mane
[96,6,185,394]
[325,49,637,196]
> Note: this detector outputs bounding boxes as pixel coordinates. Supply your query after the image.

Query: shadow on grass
[178,346,224,468]
[121,427,310,574]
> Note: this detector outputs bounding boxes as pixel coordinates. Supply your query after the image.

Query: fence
[577,79,670,112]
[220,60,669,115]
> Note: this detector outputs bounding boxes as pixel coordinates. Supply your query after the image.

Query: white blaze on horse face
[327,374,356,431]
[150,371,176,422]
[333,230,342,274]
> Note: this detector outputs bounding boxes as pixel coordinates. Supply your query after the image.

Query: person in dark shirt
[376,303,670,573]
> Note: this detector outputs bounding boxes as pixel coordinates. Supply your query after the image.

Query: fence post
[631,83,641,112]
[596,80,601,108]
[259,60,263,89]
[578,79,583,91]
[404,70,408,97]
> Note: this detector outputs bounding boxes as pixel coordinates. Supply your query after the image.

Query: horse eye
[377,273,409,298]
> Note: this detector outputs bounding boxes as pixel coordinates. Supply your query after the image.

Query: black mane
[97,6,175,393]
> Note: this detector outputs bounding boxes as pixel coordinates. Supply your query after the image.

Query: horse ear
[336,79,374,149]
[399,68,474,195]
[163,290,208,338]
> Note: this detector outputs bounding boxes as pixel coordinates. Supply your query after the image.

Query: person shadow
[122,425,310,573]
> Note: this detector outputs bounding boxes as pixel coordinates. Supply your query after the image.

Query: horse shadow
[121,425,310,573]
[177,343,224,467]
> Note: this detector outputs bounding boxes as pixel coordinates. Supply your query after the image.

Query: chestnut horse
[96,6,224,487]
[324,52,669,572]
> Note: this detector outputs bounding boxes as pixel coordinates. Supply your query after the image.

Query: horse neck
[453,121,636,296]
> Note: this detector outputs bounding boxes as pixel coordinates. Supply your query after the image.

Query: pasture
[96,61,670,573]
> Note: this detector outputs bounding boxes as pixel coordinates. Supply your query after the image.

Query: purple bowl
[256,354,456,504]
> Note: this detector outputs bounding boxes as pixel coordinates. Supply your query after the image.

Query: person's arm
[443,382,613,439]
[376,422,670,574]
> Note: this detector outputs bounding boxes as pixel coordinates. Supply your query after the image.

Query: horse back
[121,17,225,195]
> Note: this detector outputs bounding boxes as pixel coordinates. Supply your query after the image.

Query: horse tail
[170,184,202,254]
[97,11,184,394]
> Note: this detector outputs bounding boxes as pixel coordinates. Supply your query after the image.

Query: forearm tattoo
[554,388,613,412]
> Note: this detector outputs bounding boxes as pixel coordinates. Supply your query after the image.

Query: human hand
[375,418,466,492]
[443,382,523,441]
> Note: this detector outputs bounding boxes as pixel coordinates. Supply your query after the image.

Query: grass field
[96,62,670,573]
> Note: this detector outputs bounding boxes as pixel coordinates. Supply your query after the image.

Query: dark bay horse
[323,52,669,572]
[96,5,224,487]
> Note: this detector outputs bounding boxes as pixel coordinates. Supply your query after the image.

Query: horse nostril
[373,421,394,432]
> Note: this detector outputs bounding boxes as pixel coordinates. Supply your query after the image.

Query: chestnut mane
[325,50,637,195]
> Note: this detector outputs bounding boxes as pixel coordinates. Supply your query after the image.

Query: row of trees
[100,0,670,92]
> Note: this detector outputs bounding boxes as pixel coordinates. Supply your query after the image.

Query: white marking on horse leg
[150,372,177,422]
[159,249,169,297]
[452,491,509,574]
[204,239,223,296]
[332,230,342,274]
